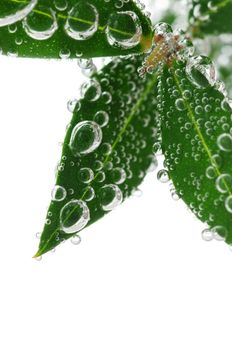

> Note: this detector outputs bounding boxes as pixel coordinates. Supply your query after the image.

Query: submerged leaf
[158,59,232,244]
[35,55,159,257]
[0,0,153,58]
[189,0,232,37]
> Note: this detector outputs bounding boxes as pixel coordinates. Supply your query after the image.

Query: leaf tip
[32,250,42,259]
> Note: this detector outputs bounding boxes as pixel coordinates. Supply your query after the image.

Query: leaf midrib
[34,71,158,257]
[172,68,232,196]
[81,72,158,199]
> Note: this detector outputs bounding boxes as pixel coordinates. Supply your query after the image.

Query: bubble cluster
[0,0,150,57]
[139,22,194,77]
[157,55,232,243]
[39,53,159,251]
[186,55,216,89]
[189,0,224,28]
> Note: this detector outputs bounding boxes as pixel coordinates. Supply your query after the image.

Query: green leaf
[198,36,232,94]
[158,59,232,244]
[219,66,232,94]
[189,0,232,37]
[0,0,153,58]
[34,54,159,257]
[211,40,232,94]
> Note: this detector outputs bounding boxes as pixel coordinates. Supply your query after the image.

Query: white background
[0,1,232,350]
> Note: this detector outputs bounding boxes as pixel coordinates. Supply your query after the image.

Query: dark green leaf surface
[35,55,159,257]
[189,0,232,36]
[0,0,153,58]
[158,60,232,244]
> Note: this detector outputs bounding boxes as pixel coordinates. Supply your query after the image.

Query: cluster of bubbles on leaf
[43,53,159,247]
[189,0,222,26]
[138,22,195,77]
[203,34,232,95]
[51,110,125,237]
[0,0,150,57]
[149,22,232,247]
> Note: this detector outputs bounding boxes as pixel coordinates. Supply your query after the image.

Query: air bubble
[221,99,232,112]
[93,160,103,171]
[94,111,109,127]
[208,1,218,11]
[51,185,67,202]
[0,0,38,27]
[206,166,216,179]
[157,169,169,183]
[69,121,102,156]
[35,256,42,261]
[78,168,94,183]
[67,99,78,113]
[183,90,192,100]
[81,79,101,101]
[215,174,232,193]
[95,171,106,183]
[60,200,90,234]
[217,133,232,152]
[175,98,187,111]
[83,186,95,201]
[102,91,112,105]
[154,22,173,36]
[8,24,17,33]
[59,48,71,59]
[193,4,209,21]
[212,226,227,241]
[212,154,222,168]
[111,167,127,184]
[101,143,112,155]
[64,1,99,40]
[35,232,41,239]
[201,228,214,241]
[106,11,142,49]
[77,58,93,69]
[186,56,216,88]
[99,184,123,211]
[171,190,180,201]
[54,0,68,11]
[71,234,81,245]
[225,195,232,214]
[23,6,58,40]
